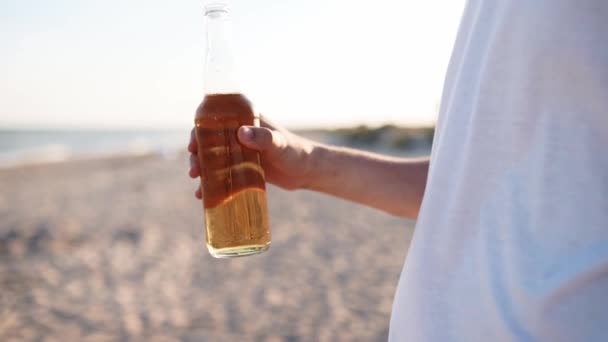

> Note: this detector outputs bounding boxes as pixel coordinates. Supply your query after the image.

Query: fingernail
[239,126,254,141]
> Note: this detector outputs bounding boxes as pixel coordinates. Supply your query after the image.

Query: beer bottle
[195,2,270,258]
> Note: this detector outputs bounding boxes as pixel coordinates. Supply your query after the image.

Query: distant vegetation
[331,124,435,150]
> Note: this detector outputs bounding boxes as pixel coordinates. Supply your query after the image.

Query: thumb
[237,126,286,154]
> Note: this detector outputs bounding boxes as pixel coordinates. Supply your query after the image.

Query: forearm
[304,143,429,219]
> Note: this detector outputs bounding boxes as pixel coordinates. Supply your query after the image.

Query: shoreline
[0,149,182,172]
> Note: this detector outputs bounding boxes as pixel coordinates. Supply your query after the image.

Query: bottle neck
[204,7,241,95]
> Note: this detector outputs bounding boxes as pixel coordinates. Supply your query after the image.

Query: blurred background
[0,0,464,340]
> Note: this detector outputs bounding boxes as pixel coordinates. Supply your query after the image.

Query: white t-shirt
[389,1,608,341]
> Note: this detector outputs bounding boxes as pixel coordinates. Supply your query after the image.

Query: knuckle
[261,128,275,146]
[190,155,200,170]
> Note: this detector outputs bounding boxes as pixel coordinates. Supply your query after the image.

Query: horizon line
[0,122,436,132]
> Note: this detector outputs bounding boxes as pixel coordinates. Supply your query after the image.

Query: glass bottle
[194,2,270,258]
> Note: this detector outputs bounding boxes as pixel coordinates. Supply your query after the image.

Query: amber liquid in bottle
[195,93,270,258]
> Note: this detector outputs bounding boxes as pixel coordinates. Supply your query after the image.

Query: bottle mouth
[204,2,229,16]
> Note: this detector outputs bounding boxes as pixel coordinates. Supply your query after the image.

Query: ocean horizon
[0,129,190,168]
[0,125,432,168]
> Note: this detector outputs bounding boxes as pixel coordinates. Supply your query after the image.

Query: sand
[0,152,414,341]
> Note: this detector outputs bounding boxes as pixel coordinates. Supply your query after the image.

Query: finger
[188,128,198,153]
[237,126,286,154]
[195,185,202,199]
[189,153,200,178]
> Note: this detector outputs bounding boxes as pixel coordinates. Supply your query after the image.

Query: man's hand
[188,116,316,199]
[188,115,429,218]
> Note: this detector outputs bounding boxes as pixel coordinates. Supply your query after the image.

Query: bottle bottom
[207,242,270,258]
[204,188,270,258]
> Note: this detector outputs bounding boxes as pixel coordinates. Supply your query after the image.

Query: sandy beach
[0,151,415,341]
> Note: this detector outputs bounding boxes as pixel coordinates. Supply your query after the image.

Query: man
[189,0,607,340]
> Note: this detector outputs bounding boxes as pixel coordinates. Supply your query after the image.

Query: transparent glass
[204,3,240,94]
[195,2,271,258]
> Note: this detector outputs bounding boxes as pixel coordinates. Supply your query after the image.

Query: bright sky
[0,0,465,130]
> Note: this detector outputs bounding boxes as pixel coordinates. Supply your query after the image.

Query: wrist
[300,141,331,191]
